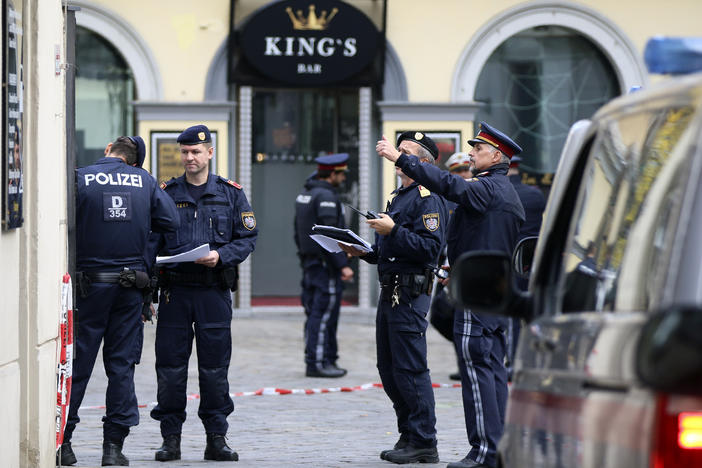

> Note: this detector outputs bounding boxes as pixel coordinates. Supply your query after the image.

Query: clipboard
[309,224,372,253]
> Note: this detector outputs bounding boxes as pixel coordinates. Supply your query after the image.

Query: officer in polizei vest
[294,153,354,377]
[341,131,447,465]
[377,122,525,468]
[61,136,179,467]
[148,124,258,462]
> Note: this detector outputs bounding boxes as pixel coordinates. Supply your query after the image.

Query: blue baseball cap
[127,136,146,167]
[177,124,212,145]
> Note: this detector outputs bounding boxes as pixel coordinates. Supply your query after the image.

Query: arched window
[474,26,618,176]
[75,26,135,167]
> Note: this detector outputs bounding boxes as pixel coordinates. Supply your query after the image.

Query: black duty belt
[380,273,426,288]
[84,272,122,283]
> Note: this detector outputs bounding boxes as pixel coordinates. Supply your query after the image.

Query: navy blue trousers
[66,282,144,443]
[301,264,342,368]
[454,309,508,467]
[150,285,234,436]
[376,288,437,448]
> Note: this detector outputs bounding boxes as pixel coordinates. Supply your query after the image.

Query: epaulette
[160,178,177,190]
[219,175,242,189]
[475,171,489,177]
[418,185,431,198]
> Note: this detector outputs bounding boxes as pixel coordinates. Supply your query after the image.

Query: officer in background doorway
[149,125,258,462]
[294,153,354,378]
[342,131,447,465]
[62,136,179,466]
[377,122,525,468]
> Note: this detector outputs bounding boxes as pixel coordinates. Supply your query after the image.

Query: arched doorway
[75,26,135,167]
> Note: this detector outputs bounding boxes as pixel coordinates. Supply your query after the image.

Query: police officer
[377,122,525,468]
[341,131,447,465]
[294,153,354,377]
[61,136,179,466]
[506,155,545,372]
[149,124,258,462]
[429,152,474,381]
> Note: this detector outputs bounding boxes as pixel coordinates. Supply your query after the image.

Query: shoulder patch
[160,181,167,190]
[418,185,431,198]
[422,213,440,231]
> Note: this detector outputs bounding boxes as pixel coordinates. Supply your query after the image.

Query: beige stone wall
[0,0,67,466]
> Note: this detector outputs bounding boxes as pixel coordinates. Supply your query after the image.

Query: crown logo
[286,4,338,30]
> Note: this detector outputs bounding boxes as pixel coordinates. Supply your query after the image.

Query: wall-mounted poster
[3,0,24,230]
[151,131,217,185]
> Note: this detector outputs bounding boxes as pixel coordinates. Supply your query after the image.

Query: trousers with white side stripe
[454,309,508,467]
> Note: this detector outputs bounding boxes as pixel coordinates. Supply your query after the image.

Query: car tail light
[651,394,702,468]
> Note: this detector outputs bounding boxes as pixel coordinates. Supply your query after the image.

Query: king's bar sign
[238,0,379,85]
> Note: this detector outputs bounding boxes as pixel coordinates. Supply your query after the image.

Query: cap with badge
[509,155,522,169]
[177,124,212,145]
[127,136,146,168]
[445,152,472,172]
[397,131,439,161]
[315,153,349,172]
[468,121,522,158]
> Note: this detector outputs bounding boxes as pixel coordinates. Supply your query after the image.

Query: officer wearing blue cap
[62,136,179,466]
[294,153,353,378]
[341,132,447,464]
[377,122,525,468]
[149,124,258,462]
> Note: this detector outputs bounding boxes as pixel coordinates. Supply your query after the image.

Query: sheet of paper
[310,234,372,254]
[156,243,210,264]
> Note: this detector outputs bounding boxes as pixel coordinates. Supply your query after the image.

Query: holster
[75,271,92,299]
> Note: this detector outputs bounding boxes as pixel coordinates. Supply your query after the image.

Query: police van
[450,38,702,468]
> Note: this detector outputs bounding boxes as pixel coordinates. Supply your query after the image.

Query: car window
[560,105,697,313]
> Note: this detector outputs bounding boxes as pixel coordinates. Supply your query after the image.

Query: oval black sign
[239,0,379,85]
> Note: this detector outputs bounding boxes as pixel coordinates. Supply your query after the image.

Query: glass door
[250,88,360,305]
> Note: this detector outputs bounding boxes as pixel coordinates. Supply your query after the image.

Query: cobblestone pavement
[66,311,469,467]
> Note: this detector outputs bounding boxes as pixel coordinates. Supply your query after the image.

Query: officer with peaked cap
[61,136,179,466]
[376,122,525,468]
[294,153,354,377]
[341,131,447,464]
[148,124,258,462]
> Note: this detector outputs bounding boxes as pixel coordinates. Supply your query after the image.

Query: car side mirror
[512,237,538,279]
[448,251,512,314]
[635,306,702,394]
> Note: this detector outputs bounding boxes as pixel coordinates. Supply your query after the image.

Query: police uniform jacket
[156,174,258,274]
[363,182,446,276]
[509,174,546,240]
[294,177,348,271]
[76,157,179,271]
[396,155,525,265]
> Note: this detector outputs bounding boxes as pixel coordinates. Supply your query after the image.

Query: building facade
[2,0,702,465]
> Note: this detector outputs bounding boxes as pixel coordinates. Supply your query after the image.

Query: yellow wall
[84,0,702,102]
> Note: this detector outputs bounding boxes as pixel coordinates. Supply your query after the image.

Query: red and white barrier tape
[79,382,461,410]
[56,274,74,450]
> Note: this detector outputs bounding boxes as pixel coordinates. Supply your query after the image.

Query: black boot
[305,364,346,378]
[379,434,409,460]
[101,441,129,466]
[204,433,239,461]
[57,442,77,466]
[384,445,439,464]
[155,434,181,461]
